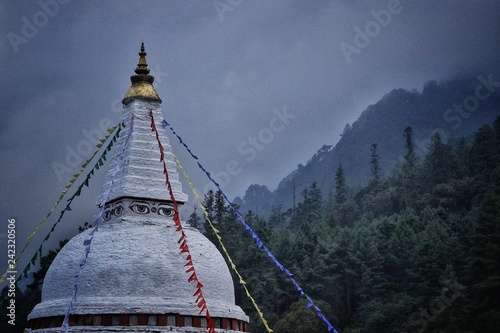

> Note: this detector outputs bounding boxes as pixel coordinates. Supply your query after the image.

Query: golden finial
[135,42,150,75]
[122,42,162,105]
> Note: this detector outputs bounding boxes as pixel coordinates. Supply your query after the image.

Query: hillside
[235,76,500,216]
[200,115,500,333]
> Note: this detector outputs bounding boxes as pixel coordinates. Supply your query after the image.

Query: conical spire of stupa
[99,43,187,205]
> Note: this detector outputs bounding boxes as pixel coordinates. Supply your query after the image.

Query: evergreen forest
[195,119,500,333]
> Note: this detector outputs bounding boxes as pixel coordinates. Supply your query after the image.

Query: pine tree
[327,228,361,327]
[324,189,338,228]
[187,206,202,230]
[335,164,347,204]
[465,166,500,332]
[369,143,381,187]
[202,190,219,246]
[403,126,416,167]
[202,190,215,223]
[454,137,472,179]
[398,126,421,208]
[470,124,497,188]
[269,204,286,228]
[425,132,456,185]
[291,182,323,229]
[214,190,227,224]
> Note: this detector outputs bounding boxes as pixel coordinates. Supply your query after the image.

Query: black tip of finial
[139,42,146,57]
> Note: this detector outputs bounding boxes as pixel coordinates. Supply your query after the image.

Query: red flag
[180,240,187,249]
[149,110,215,330]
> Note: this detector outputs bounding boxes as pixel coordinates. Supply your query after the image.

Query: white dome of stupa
[28,209,248,331]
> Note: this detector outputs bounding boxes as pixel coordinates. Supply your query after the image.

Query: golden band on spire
[122,43,162,105]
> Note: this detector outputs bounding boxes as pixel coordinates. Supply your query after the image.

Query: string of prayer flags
[149,110,216,333]
[0,123,122,285]
[172,149,274,332]
[162,118,338,333]
[60,119,132,333]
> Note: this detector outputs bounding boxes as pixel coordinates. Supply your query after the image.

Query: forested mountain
[235,76,500,217]
[198,117,500,332]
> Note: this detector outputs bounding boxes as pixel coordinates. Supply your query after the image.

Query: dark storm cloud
[0,0,499,285]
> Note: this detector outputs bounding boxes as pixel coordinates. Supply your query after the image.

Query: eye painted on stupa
[129,201,151,214]
[103,201,125,220]
[103,207,113,221]
[157,203,176,217]
[113,203,124,216]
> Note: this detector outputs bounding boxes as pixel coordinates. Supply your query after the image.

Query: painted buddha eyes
[129,202,150,214]
[103,209,113,221]
[102,201,176,221]
[114,205,123,216]
[103,203,125,221]
[157,205,175,217]
[129,201,176,217]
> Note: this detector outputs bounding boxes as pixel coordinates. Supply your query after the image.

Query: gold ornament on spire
[122,42,162,105]
[134,42,150,75]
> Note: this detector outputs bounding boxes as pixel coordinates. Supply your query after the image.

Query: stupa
[27,43,249,332]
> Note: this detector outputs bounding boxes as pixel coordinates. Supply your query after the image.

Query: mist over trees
[237,77,500,218]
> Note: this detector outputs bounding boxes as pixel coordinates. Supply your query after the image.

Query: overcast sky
[1,0,499,286]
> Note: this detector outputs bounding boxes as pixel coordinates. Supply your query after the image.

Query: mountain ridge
[234,75,500,216]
